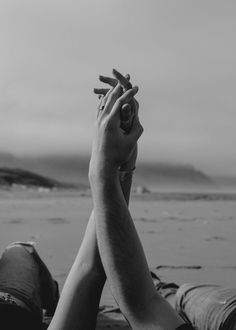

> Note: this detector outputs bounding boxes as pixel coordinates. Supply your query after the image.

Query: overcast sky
[0,0,235,175]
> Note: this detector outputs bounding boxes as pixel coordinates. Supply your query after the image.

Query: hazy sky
[0,0,236,175]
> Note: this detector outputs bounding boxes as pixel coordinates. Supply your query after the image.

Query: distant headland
[0,152,217,191]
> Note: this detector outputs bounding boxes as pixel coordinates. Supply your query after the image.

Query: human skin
[49,69,185,330]
[89,78,185,330]
[95,69,137,134]
[48,72,137,330]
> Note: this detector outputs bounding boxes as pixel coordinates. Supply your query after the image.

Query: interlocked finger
[103,84,123,115]
[94,88,110,95]
[112,69,132,91]
[110,86,139,119]
[99,75,117,87]
[96,87,114,117]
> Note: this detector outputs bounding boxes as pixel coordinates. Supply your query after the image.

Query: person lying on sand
[48,69,192,330]
[92,71,236,330]
[0,241,59,330]
[151,272,236,330]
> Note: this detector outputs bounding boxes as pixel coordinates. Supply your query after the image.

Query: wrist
[89,158,118,184]
[120,145,137,171]
[119,162,136,171]
[119,167,135,182]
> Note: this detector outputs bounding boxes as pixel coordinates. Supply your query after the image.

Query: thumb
[110,86,139,119]
[120,103,132,121]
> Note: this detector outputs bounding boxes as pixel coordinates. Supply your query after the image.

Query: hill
[0,168,71,189]
[135,162,213,189]
[0,153,214,190]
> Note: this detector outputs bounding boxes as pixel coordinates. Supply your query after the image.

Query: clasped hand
[90,69,143,176]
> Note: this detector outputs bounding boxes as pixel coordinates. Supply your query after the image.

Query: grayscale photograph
[0,1,236,329]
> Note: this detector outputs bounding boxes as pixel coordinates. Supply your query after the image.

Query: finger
[120,103,133,133]
[133,99,139,115]
[98,85,114,105]
[94,88,110,95]
[97,88,114,116]
[97,95,105,117]
[112,69,132,91]
[110,86,139,118]
[103,83,123,115]
[128,115,144,141]
[99,72,132,93]
[120,103,132,122]
[99,75,117,87]
[101,86,115,107]
[98,94,104,103]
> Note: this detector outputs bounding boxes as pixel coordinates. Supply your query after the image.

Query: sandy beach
[1,189,236,328]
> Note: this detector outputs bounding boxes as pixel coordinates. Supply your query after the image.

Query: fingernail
[125,74,130,80]
[133,86,139,93]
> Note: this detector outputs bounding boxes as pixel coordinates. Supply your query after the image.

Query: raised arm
[89,79,185,330]
[48,72,137,330]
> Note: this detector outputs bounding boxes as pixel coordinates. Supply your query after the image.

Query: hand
[90,83,143,176]
[94,69,139,133]
[94,69,139,170]
[119,144,137,171]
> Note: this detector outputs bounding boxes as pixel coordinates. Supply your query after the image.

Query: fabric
[0,242,58,326]
[0,303,42,330]
[176,325,195,330]
[0,242,43,319]
[176,283,236,330]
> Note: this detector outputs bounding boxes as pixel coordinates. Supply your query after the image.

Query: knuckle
[109,86,120,101]
[116,99,123,108]
[109,92,116,102]
[126,81,132,90]
[110,78,117,87]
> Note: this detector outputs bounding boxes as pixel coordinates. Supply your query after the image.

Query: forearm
[119,170,133,205]
[49,212,106,330]
[49,265,105,330]
[88,70,183,329]
[119,144,137,205]
[75,210,105,274]
[90,169,156,320]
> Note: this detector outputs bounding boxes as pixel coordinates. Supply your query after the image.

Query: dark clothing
[0,242,58,329]
[176,283,236,330]
[176,325,195,330]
